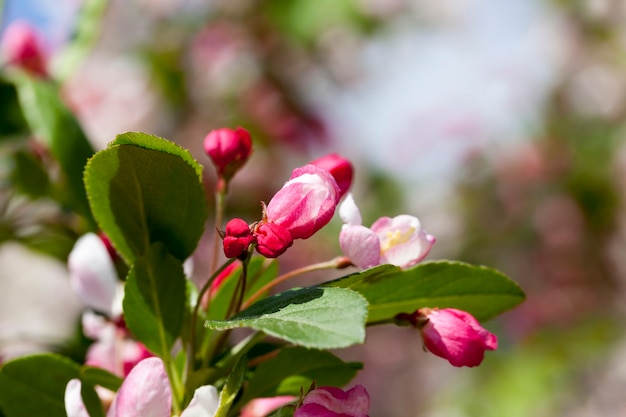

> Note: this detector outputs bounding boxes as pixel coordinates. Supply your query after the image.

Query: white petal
[65,379,90,417]
[180,385,220,417]
[338,194,362,226]
[68,233,118,315]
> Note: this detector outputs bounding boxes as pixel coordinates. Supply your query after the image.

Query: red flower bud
[1,21,47,77]
[204,127,252,181]
[254,222,293,258]
[222,218,254,258]
[309,153,353,198]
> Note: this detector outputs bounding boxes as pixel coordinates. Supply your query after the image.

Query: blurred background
[1,0,626,416]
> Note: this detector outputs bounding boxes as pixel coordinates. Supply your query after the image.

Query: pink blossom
[204,127,252,181]
[65,357,220,417]
[419,308,498,367]
[240,396,296,417]
[309,154,353,198]
[295,385,370,417]
[0,21,47,77]
[266,165,340,240]
[222,218,254,258]
[254,222,293,258]
[338,194,435,269]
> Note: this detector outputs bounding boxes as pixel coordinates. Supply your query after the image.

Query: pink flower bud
[203,127,252,180]
[309,153,353,198]
[419,308,498,367]
[266,165,340,240]
[254,222,293,258]
[1,21,47,77]
[222,218,254,258]
[295,385,370,417]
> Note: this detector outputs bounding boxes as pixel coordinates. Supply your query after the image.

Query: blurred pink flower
[266,165,340,240]
[295,385,370,417]
[338,194,435,269]
[68,233,121,317]
[66,357,220,417]
[419,308,498,367]
[0,20,47,77]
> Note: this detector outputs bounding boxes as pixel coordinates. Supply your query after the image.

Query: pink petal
[339,225,381,269]
[107,357,171,417]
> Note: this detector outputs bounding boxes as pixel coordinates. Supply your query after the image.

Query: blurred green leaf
[9,149,50,198]
[123,243,187,357]
[84,132,207,264]
[80,381,105,417]
[0,354,80,417]
[206,287,367,349]
[240,347,361,406]
[79,366,123,392]
[327,261,525,323]
[0,78,27,138]
[13,75,95,223]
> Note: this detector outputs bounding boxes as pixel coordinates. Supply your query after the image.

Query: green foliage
[13,75,95,223]
[84,132,208,264]
[123,243,187,357]
[240,347,361,406]
[327,261,525,323]
[9,149,50,198]
[206,287,368,349]
[215,355,247,417]
[0,354,80,417]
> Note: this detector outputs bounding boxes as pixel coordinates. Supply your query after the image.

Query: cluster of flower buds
[397,307,498,367]
[206,127,354,260]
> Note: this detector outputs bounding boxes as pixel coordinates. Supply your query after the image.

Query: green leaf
[0,354,80,417]
[79,366,123,392]
[123,243,187,357]
[13,75,95,223]
[240,347,361,406]
[10,149,50,198]
[214,355,247,417]
[327,261,525,323]
[80,382,105,417]
[206,287,368,349]
[84,133,208,264]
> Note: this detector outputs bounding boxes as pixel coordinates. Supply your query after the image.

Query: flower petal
[338,194,362,226]
[107,357,171,417]
[339,225,380,269]
[180,385,219,417]
[65,379,90,417]
[68,233,118,315]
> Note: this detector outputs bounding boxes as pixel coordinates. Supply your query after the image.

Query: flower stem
[185,258,236,383]
[240,256,350,310]
[210,182,227,274]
